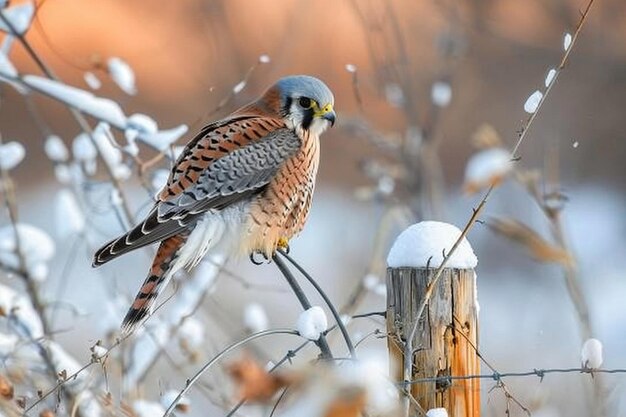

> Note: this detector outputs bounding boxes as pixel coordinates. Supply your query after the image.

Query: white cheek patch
[308,118,331,137]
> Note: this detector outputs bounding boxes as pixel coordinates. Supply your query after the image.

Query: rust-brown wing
[93,116,300,266]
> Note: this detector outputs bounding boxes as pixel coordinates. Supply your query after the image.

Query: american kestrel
[93,75,336,331]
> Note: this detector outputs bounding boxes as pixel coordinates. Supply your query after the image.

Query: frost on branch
[426,408,449,417]
[296,306,328,340]
[107,57,137,95]
[243,302,269,333]
[387,221,477,269]
[0,2,35,35]
[23,75,128,128]
[524,90,543,114]
[464,147,513,193]
[581,338,603,369]
[0,141,25,170]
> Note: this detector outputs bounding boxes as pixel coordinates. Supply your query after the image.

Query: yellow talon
[277,237,289,249]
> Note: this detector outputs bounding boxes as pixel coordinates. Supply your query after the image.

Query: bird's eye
[298,97,312,109]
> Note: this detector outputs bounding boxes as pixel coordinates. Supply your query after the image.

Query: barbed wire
[406,367,626,386]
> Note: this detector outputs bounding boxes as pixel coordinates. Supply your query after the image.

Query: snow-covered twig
[272,254,333,359]
[277,249,356,358]
[0,8,135,226]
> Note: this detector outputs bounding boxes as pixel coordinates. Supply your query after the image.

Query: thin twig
[272,254,333,359]
[162,329,301,417]
[277,249,356,358]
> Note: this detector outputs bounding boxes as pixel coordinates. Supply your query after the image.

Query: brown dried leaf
[489,218,574,267]
[228,357,293,402]
[0,374,14,399]
[39,410,55,417]
[472,124,502,149]
[323,388,367,417]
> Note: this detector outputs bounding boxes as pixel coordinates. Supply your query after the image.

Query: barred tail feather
[121,233,189,333]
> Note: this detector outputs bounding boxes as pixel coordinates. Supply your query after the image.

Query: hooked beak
[315,103,336,127]
[322,110,336,127]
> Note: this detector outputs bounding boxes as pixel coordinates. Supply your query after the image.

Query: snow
[243,303,269,333]
[138,124,188,152]
[426,408,449,417]
[232,80,246,94]
[384,83,404,107]
[54,164,72,184]
[49,341,83,379]
[338,355,398,414]
[345,64,357,73]
[258,54,271,64]
[0,51,17,78]
[23,75,127,128]
[0,284,43,338]
[431,81,452,107]
[0,2,35,35]
[72,133,97,161]
[296,306,328,340]
[545,68,556,87]
[0,332,18,355]
[55,189,85,238]
[581,338,603,369]
[28,262,48,282]
[93,122,131,180]
[161,390,189,410]
[91,344,108,359]
[83,72,101,90]
[132,400,165,417]
[107,57,136,95]
[563,33,572,50]
[464,147,512,192]
[573,141,579,148]
[127,113,158,135]
[177,317,205,349]
[44,135,69,162]
[386,221,477,269]
[0,223,55,274]
[524,90,543,114]
[0,141,25,170]
[363,273,379,290]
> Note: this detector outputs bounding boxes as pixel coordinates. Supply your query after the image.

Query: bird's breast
[240,132,320,256]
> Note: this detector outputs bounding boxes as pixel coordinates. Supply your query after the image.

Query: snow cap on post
[387,221,477,269]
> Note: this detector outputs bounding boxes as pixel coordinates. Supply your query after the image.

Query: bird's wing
[93,116,301,266]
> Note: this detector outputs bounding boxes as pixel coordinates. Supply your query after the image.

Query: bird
[93,75,336,332]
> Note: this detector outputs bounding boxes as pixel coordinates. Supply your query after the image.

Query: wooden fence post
[385,222,480,417]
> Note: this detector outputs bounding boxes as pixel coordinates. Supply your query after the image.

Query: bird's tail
[121,232,189,333]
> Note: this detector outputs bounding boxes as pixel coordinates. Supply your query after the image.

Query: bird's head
[266,75,336,137]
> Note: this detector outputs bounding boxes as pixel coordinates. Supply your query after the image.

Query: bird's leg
[249,251,269,265]
[277,237,290,254]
